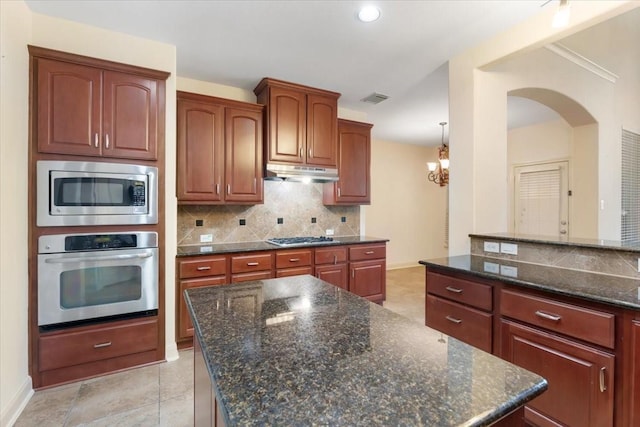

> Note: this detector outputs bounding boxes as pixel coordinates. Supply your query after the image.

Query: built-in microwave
[37,160,158,226]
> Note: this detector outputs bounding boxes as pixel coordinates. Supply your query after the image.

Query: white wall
[448,1,637,254]
[363,140,448,268]
[0,1,33,425]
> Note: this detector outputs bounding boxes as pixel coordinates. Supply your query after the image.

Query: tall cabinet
[177,91,263,204]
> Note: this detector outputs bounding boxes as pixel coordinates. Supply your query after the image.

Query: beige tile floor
[15,266,425,426]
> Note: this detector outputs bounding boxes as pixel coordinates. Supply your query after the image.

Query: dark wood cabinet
[176,256,228,347]
[629,319,640,427]
[425,271,493,353]
[315,246,348,290]
[34,52,165,160]
[324,119,372,205]
[502,319,614,427]
[230,252,274,283]
[177,92,263,204]
[348,244,386,303]
[275,249,313,278]
[254,78,339,168]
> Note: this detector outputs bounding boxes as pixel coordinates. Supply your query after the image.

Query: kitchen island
[185,275,547,426]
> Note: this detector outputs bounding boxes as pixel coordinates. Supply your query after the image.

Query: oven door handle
[44,251,154,264]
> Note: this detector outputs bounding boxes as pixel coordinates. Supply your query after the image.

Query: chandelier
[427,122,449,186]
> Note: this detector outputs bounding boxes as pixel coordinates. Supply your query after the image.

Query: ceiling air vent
[361,92,389,104]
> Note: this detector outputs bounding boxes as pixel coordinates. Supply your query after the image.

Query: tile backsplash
[178,181,360,245]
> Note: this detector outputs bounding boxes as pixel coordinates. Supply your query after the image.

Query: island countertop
[419,255,640,311]
[185,275,547,426]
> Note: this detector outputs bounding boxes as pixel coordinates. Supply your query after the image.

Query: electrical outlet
[500,242,518,255]
[200,234,213,243]
[484,241,500,253]
[200,246,213,253]
[326,229,334,236]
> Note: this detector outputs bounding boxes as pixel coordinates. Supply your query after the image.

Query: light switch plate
[500,242,518,255]
[326,229,334,236]
[200,234,213,243]
[484,241,500,253]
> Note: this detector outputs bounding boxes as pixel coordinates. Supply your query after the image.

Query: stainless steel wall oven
[37,232,158,328]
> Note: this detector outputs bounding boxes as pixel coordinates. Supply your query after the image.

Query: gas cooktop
[266,236,337,247]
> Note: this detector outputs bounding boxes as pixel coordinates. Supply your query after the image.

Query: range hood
[265,163,339,183]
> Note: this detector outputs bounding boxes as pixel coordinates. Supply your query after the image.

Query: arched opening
[506,88,598,239]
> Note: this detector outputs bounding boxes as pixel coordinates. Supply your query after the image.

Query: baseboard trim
[165,341,179,362]
[1,375,33,427]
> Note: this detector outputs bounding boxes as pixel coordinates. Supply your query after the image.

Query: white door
[514,161,569,237]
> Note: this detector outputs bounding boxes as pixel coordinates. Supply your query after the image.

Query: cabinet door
[36,58,102,156]
[178,277,227,342]
[501,320,614,427]
[102,70,159,160]
[267,86,306,164]
[177,99,224,202]
[315,263,348,290]
[631,319,640,427]
[225,107,263,203]
[350,259,385,302]
[325,120,371,204]
[306,93,338,167]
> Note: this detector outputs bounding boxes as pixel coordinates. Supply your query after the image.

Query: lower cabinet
[348,244,386,303]
[314,246,348,289]
[501,320,614,427]
[38,317,159,386]
[230,252,273,283]
[275,249,313,278]
[630,319,640,427]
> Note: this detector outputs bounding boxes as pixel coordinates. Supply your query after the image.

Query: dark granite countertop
[185,275,547,426]
[470,232,640,253]
[419,255,640,311]
[177,235,389,257]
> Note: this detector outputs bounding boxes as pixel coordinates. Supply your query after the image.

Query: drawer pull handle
[247,262,259,266]
[535,310,562,322]
[599,367,607,392]
[333,254,337,265]
[94,133,99,147]
[445,315,462,324]
[445,286,463,294]
[289,258,300,262]
[105,134,110,149]
[364,251,375,255]
[93,342,112,349]
[196,266,211,271]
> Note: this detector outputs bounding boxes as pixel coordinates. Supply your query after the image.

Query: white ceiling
[25,0,556,146]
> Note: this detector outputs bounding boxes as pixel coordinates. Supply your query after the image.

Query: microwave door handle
[45,252,154,264]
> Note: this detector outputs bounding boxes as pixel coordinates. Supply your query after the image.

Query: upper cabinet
[177,91,263,205]
[324,119,373,205]
[30,46,168,161]
[254,78,340,168]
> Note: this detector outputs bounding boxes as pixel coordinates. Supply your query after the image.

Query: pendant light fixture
[427,122,449,187]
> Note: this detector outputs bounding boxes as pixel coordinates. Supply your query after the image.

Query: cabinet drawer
[179,256,227,279]
[500,289,615,349]
[349,244,385,261]
[426,295,492,353]
[276,266,313,278]
[231,271,273,283]
[427,272,492,311]
[315,247,347,265]
[230,252,273,274]
[275,249,312,269]
[39,318,158,371]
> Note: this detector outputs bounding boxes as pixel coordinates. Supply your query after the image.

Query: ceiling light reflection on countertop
[358,5,380,23]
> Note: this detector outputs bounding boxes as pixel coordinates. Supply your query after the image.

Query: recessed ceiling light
[358,5,380,23]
